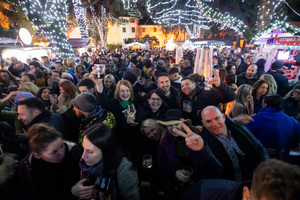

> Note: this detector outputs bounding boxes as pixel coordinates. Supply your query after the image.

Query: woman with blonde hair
[66,58,76,69]
[259,74,277,94]
[225,84,254,117]
[18,82,40,96]
[141,118,166,142]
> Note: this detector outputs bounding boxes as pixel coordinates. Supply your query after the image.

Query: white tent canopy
[123,42,146,49]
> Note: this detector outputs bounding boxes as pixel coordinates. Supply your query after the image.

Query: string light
[122,0,141,18]
[146,0,246,37]
[73,0,89,38]
[21,0,74,58]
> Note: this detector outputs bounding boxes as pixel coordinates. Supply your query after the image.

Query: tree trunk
[90,6,105,47]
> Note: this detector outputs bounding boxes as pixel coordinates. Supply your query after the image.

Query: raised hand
[208,68,221,87]
[173,123,204,151]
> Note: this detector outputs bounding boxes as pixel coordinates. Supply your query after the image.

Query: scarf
[120,100,131,109]
[79,158,104,177]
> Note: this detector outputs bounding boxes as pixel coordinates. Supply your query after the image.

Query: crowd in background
[0,46,300,200]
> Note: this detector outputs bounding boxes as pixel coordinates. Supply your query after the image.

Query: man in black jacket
[266,60,289,96]
[17,97,65,134]
[181,69,236,125]
[156,73,182,109]
[236,64,258,86]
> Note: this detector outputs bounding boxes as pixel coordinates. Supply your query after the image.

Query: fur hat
[73,92,97,113]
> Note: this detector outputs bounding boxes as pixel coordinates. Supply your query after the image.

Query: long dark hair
[84,124,122,172]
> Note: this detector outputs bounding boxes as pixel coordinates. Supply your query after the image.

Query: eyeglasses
[149,98,161,102]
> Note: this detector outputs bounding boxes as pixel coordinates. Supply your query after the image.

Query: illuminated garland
[146,0,246,37]
[101,5,107,46]
[121,0,141,18]
[195,0,246,34]
[73,0,89,38]
[251,20,300,44]
[146,0,212,38]
[21,0,73,58]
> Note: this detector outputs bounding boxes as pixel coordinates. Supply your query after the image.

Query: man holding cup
[181,69,236,125]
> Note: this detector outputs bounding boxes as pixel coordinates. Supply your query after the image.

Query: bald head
[246,64,257,79]
[201,106,227,136]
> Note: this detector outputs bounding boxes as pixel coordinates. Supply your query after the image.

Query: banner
[274,37,300,46]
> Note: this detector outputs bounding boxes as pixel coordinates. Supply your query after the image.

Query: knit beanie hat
[293,84,300,90]
[14,92,35,105]
[157,59,164,67]
[73,92,97,113]
[123,71,138,85]
[271,60,283,70]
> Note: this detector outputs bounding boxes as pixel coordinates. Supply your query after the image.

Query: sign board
[274,37,300,46]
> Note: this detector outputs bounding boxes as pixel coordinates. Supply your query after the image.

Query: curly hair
[251,159,300,200]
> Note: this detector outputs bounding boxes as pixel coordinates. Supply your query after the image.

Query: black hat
[271,60,283,70]
[158,109,191,125]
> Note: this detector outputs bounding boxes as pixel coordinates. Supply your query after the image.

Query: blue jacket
[247,107,300,160]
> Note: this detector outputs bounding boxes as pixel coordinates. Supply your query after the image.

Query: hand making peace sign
[173,123,204,151]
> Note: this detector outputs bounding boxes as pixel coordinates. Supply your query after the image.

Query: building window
[142,28,145,32]
[123,27,126,33]
[154,28,157,32]
[132,27,135,33]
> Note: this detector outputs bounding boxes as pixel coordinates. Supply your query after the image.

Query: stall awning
[68,38,90,48]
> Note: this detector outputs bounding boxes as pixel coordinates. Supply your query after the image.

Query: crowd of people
[0,46,300,200]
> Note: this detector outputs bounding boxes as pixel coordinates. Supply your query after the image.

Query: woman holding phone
[71,124,140,200]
